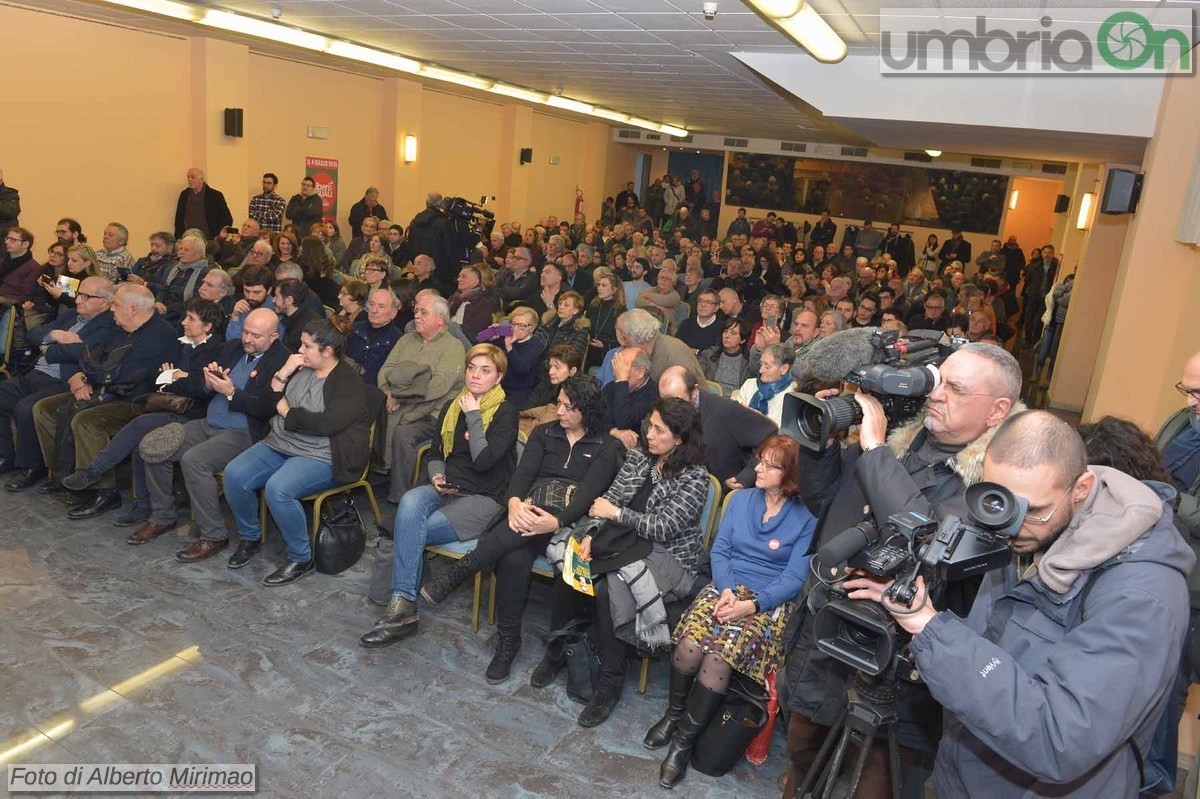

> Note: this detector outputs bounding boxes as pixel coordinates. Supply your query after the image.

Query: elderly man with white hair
[149,233,211,324]
[614,308,706,387]
[378,292,466,502]
[174,167,232,240]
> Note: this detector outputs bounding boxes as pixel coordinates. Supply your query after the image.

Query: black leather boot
[659,683,725,789]
[420,549,482,605]
[485,623,521,684]
[360,594,419,648]
[529,638,567,689]
[643,667,696,750]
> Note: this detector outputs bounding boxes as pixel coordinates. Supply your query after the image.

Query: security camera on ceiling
[703,2,718,20]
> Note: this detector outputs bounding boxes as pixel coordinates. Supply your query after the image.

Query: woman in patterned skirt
[649,434,817,789]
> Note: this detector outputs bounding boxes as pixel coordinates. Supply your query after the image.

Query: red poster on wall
[305,157,339,222]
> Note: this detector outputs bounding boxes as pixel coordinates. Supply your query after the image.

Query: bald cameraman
[845,411,1192,798]
[782,342,1022,797]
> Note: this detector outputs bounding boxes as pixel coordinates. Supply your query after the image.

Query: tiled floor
[0,487,786,798]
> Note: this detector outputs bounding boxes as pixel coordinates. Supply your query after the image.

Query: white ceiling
[48,0,1200,157]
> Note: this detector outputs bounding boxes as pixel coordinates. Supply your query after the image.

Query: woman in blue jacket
[649,433,816,789]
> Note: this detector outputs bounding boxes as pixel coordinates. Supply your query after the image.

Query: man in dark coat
[404,192,457,294]
[285,177,324,238]
[780,343,1022,798]
[0,169,20,237]
[174,167,233,239]
[348,187,389,235]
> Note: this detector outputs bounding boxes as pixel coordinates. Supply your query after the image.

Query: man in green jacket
[379,293,465,502]
[1156,349,1200,608]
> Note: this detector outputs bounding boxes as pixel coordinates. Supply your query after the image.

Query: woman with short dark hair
[420,375,623,681]
[546,397,710,728]
[222,319,375,586]
[650,434,816,788]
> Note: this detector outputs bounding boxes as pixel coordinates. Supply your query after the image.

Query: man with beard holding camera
[781,341,1022,798]
[844,410,1192,798]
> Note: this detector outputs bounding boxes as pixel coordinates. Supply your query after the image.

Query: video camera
[782,328,963,452]
[812,482,1027,676]
[442,195,497,266]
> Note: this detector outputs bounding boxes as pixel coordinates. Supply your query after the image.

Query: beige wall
[0,4,635,253]
[1002,177,1062,255]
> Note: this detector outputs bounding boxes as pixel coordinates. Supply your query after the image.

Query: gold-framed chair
[0,304,18,379]
[705,380,723,397]
[301,422,383,542]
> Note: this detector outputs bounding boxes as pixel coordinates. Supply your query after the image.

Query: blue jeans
[390,484,459,600]
[222,442,335,563]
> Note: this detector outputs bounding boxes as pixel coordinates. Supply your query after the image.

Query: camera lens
[797,396,862,443]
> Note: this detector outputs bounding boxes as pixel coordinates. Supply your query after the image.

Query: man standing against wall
[248,173,285,232]
[174,167,233,240]
[286,177,324,238]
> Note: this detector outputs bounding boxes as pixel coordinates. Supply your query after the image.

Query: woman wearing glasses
[498,306,544,408]
[360,255,391,295]
[649,434,816,788]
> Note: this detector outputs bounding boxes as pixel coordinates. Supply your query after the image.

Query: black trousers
[550,576,627,688]
[0,370,61,467]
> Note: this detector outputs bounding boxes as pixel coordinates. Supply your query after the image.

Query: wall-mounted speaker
[224,108,244,138]
[519,147,532,165]
[1053,194,1070,213]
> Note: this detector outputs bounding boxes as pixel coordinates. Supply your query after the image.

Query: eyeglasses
[1024,480,1077,526]
[755,461,785,471]
[1175,382,1200,402]
[76,292,99,302]
[364,266,385,273]
[4,236,23,243]
[511,322,534,330]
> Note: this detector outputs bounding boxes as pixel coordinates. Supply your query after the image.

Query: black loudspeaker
[1053,194,1070,213]
[1100,169,1144,215]
[519,147,532,165]
[224,108,244,138]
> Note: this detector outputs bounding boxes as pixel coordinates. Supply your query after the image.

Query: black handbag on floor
[546,618,600,704]
[314,496,365,575]
[690,674,769,777]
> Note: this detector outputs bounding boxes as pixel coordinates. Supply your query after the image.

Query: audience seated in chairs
[492,306,544,409]
[650,434,816,788]
[380,292,465,502]
[617,308,706,389]
[58,298,226,494]
[421,375,623,682]
[699,317,753,398]
[534,290,590,361]
[329,277,367,335]
[32,284,176,519]
[546,397,710,728]
[32,243,99,321]
[518,343,582,437]
[221,319,378,586]
[274,278,322,353]
[129,308,290,558]
[2,276,116,488]
[733,342,795,426]
[345,288,401,386]
[448,265,497,344]
[659,365,778,490]
[361,343,519,648]
[585,267,624,366]
[603,346,658,450]
[225,263,275,340]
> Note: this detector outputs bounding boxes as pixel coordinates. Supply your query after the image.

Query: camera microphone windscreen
[793,326,880,384]
[817,522,879,568]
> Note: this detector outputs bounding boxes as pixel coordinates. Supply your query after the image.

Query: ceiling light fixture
[200,9,328,51]
[490,84,549,104]
[925,149,942,157]
[94,1,688,136]
[326,41,420,73]
[744,0,847,63]
[1009,190,1019,210]
[94,0,200,20]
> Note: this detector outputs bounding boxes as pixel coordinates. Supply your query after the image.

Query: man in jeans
[129,309,289,566]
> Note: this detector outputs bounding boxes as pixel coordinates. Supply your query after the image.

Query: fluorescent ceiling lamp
[403,135,418,163]
[1077,192,1094,230]
[201,9,328,51]
[659,124,688,138]
[547,96,594,114]
[1009,190,1019,210]
[925,149,942,157]
[626,117,664,132]
[326,41,420,73]
[420,65,492,90]
[589,108,630,123]
[96,0,201,20]
[747,0,847,63]
[490,84,548,104]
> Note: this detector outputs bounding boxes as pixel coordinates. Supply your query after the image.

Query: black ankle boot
[659,683,725,789]
[485,624,521,684]
[359,595,419,648]
[529,639,567,689]
[644,667,696,750]
[420,550,481,605]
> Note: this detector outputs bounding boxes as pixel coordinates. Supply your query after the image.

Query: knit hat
[138,422,186,464]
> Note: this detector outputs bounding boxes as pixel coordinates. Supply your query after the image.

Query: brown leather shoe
[126,521,177,546]
[175,538,229,563]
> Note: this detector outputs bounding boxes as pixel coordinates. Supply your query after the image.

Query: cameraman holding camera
[845,410,1193,798]
[783,342,1023,797]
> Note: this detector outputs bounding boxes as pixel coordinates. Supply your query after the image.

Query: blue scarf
[750,374,793,414]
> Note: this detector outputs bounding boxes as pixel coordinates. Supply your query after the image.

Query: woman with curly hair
[420,375,624,683]
[299,235,339,308]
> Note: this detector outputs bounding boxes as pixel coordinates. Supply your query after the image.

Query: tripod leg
[796,710,847,799]
[817,725,856,799]
[887,723,903,799]
[843,728,876,799]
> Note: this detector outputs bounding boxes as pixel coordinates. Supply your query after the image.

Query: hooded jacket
[914,470,1193,798]
[783,406,1020,748]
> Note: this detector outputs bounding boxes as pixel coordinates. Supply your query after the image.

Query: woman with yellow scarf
[362,343,519,648]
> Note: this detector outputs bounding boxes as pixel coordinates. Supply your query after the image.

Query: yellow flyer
[563,536,594,596]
